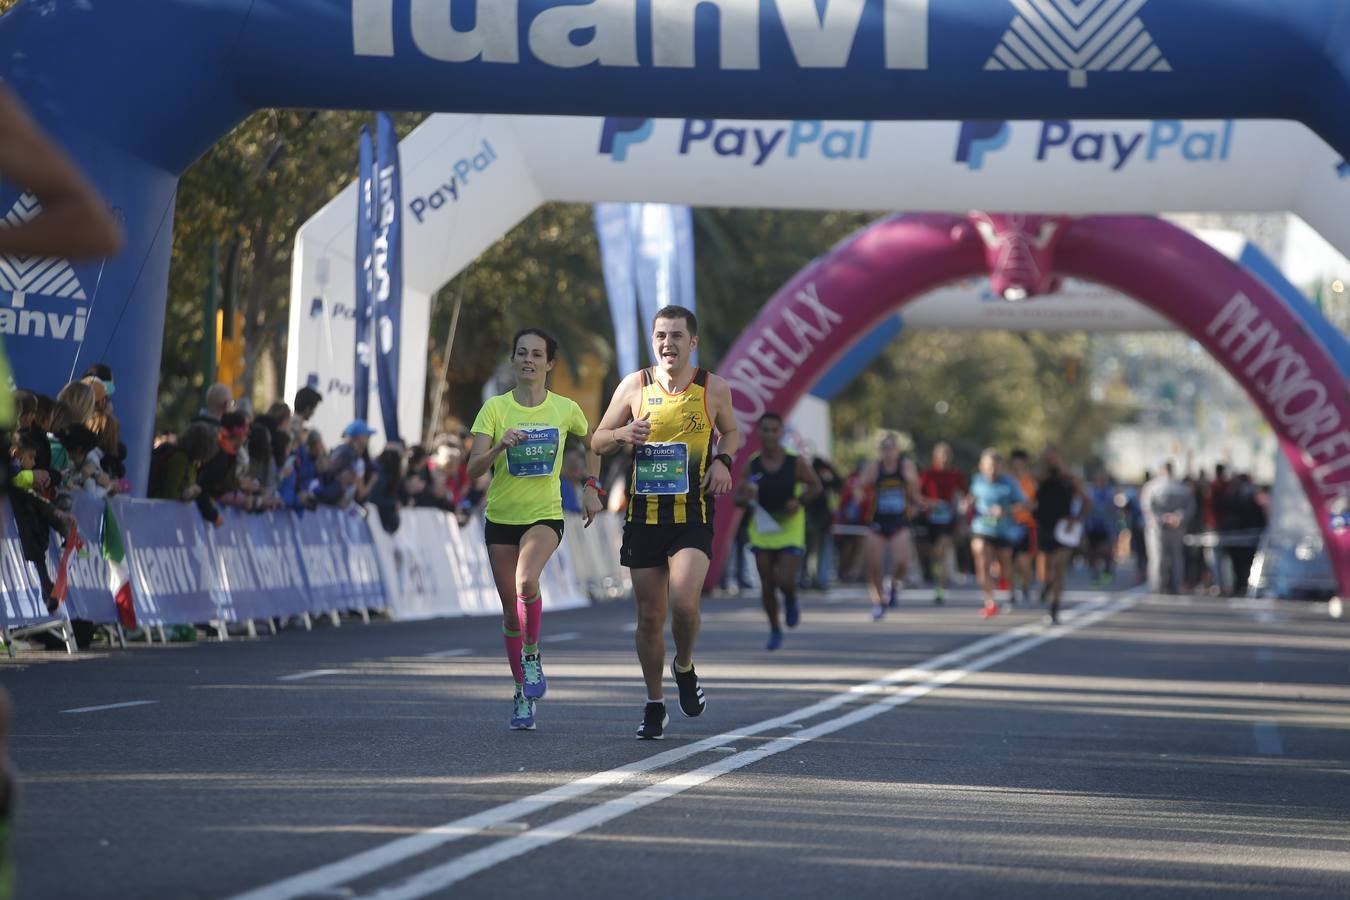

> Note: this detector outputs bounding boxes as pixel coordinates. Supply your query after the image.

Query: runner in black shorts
[858,435,918,621]
[594,305,739,740]
[467,328,604,731]
[918,441,966,605]
[966,449,1028,618]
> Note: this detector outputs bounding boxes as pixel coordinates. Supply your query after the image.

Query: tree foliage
[162,110,423,429]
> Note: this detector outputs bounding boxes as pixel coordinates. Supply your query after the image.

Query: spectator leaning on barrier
[324,419,376,507]
[406,446,456,511]
[290,386,322,444]
[47,384,95,480]
[12,390,51,477]
[287,429,327,511]
[149,422,219,523]
[59,424,112,496]
[82,368,127,482]
[197,411,249,520]
[367,447,407,534]
[192,383,233,431]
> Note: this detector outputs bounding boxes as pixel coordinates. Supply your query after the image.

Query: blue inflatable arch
[1,0,1348,485]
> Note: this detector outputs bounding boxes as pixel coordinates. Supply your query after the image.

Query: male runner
[593,305,739,740]
[918,441,966,605]
[737,412,822,650]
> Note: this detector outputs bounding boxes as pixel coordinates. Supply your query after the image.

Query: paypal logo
[956,120,1236,172]
[1337,159,1350,179]
[601,118,871,166]
[599,118,654,162]
[955,121,1010,171]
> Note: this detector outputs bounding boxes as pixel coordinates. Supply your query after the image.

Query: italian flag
[102,503,136,629]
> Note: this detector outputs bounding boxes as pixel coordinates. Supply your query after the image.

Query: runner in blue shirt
[965,448,1027,618]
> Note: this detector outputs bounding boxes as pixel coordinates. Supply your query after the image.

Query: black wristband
[714,453,734,471]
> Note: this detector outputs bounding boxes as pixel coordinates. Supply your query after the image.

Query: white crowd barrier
[1,499,631,647]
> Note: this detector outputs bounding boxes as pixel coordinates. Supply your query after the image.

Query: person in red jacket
[918,442,967,605]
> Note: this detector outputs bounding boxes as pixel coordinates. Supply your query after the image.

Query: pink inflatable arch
[711,214,1350,597]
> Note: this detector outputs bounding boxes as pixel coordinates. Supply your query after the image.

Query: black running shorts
[484,518,564,546]
[620,522,714,569]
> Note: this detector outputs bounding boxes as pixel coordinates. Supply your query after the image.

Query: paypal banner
[373,112,403,444]
[632,204,696,366]
[594,203,640,378]
[354,125,375,422]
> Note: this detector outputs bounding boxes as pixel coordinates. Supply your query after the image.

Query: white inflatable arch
[287,114,1347,445]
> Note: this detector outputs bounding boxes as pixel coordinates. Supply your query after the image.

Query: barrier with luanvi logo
[0,500,624,643]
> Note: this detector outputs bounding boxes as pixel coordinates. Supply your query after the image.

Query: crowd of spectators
[146,385,496,537]
[6,364,127,611]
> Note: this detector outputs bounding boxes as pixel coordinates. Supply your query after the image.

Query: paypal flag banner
[354,125,375,422]
[594,203,639,377]
[373,112,403,443]
[632,204,696,365]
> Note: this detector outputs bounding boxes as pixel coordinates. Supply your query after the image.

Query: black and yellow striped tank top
[628,368,715,526]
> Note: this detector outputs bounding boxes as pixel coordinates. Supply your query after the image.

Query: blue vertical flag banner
[354,125,375,421]
[594,203,639,377]
[373,112,403,443]
[631,204,696,366]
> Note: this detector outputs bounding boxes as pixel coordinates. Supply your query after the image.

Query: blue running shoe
[522,652,547,700]
[871,604,885,622]
[510,689,536,731]
[766,629,783,651]
[784,595,800,628]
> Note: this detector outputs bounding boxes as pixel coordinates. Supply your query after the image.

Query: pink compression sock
[502,626,524,684]
[519,592,542,647]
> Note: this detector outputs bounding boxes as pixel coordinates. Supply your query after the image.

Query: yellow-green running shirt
[471,390,589,525]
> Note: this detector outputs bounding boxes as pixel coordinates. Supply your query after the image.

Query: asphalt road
[4,578,1349,899]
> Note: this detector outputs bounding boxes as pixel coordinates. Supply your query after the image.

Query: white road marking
[548,632,582,642]
[423,649,474,659]
[277,669,344,682]
[60,700,158,714]
[1253,721,1284,755]
[359,598,1135,900]
[229,594,1131,900]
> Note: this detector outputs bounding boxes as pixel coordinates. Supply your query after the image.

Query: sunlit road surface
[7,579,1350,899]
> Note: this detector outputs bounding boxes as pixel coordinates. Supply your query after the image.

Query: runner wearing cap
[467,328,605,731]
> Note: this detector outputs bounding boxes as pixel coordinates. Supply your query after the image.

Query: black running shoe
[671,662,707,717]
[636,701,669,740]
